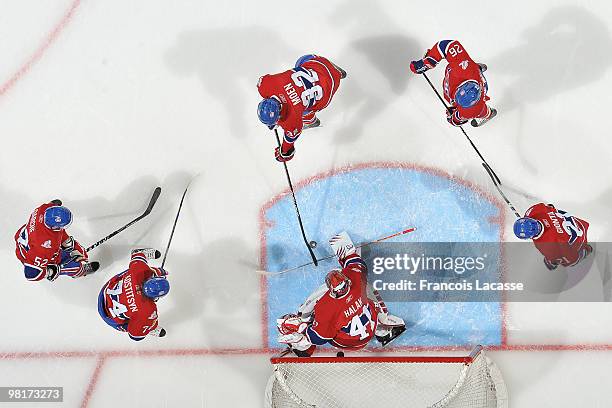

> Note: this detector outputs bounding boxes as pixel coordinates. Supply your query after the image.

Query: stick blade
[144,187,162,215]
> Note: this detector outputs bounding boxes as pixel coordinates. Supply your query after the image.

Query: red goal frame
[271,345,483,365]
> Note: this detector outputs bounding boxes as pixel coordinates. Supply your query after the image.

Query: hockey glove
[275,146,295,162]
[69,240,88,262]
[151,267,168,277]
[46,264,61,281]
[410,59,430,74]
[446,106,468,127]
[61,236,74,250]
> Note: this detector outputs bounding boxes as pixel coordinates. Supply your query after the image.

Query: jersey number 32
[291,69,323,109]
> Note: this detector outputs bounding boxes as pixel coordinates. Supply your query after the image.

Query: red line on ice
[80,355,106,408]
[0,0,82,97]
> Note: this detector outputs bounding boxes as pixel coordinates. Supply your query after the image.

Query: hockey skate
[149,327,166,337]
[132,248,161,259]
[83,261,100,276]
[376,325,406,347]
[375,313,406,347]
[331,62,347,79]
[471,108,497,128]
[303,117,321,130]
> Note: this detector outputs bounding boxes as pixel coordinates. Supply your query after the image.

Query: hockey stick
[421,73,502,186]
[256,227,417,276]
[273,128,318,266]
[482,163,521,218]
[161,177,199,268]
[86,187,162,252]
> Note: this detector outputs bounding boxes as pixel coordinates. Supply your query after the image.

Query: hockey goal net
[265,345,507,408]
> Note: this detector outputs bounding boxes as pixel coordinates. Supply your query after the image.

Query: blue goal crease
[263,166,502,349]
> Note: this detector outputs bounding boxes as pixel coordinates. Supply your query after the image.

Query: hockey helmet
[325,269,351,299]
[295,54,315,68]
[257,97,282,128]
[513,217,543,239]
[143,277,170,299]
[44,206,72,230]
[455,80,482,108]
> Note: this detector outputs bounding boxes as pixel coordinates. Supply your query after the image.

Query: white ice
[0,0,611,406]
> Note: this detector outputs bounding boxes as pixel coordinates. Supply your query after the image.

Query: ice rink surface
[0,0,611,406]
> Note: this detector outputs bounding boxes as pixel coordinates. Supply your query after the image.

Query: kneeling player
[257,54,346,162]
[514,203,591,270]
[98,248,168,341]
[276,232,406,357]
[14,200,99,282]
[410,40,496,127]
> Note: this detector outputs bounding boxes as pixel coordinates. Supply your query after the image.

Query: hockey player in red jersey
[514,203,592,270]
[257,54,346,162]
[14,200,99,282]
[410,40,496,127]
[98,248,168,341]
[276,232,406,357]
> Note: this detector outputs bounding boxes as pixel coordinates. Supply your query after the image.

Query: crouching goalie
[277,231,406,357]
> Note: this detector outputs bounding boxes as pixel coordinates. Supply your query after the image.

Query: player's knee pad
[295,54,316,69]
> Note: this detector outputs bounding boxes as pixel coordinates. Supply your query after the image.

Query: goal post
[265,345,508,408]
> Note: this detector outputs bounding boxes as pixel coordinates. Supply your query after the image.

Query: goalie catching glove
[276,314,314,356]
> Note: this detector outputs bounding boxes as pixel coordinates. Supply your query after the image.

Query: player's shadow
[161,238,262,347]
[164,27,296,140]
[491,5,612,111]
[328,0,421,144]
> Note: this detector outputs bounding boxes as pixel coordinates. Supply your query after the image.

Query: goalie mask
[325,269,351,299]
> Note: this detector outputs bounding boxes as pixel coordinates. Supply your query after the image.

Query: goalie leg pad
[278,332,313,351]
[377,313,405,328]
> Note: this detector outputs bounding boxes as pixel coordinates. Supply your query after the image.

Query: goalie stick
[161,176,200,268]
[256,227,416,276]
[273,128,318,266]
[85,186,162,252]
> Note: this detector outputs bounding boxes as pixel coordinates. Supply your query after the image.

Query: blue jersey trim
[306,326,332,345]
[438,40,453,57]
[24,264,44,281]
